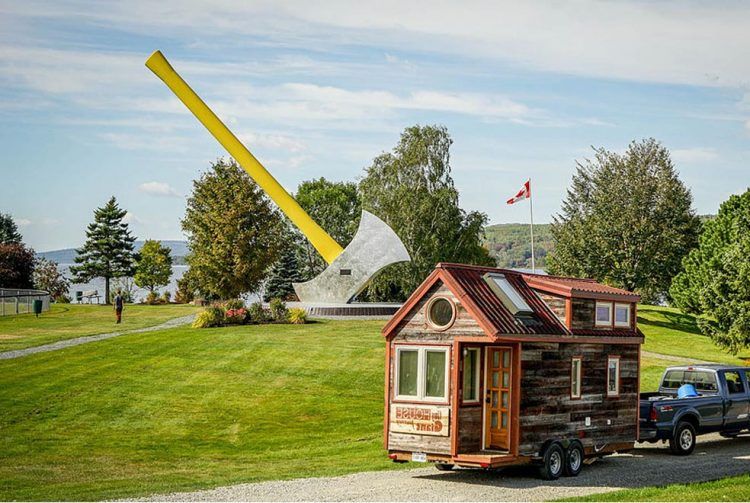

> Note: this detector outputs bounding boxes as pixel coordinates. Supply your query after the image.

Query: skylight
[483,273,533,316]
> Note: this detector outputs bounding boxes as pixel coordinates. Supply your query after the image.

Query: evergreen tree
[134,240,173,295]
[547,139,700,302]
[264,241,304,301]
[0,213,22,244]
[182,159,285,300]
[359,124,494,301]
[70,196,136,304]
[670,189,750,353]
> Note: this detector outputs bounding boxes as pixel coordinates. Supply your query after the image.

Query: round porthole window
[427,297,456,330]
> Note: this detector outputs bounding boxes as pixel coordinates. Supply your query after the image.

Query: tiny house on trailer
[383,263,643,479]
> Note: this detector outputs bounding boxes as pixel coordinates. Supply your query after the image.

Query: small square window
[614,304,630,327]
[595,302,612,326]
[394,346,450,402]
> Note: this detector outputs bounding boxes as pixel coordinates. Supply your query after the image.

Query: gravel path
[0,314,196,360]
[137,433,750,501]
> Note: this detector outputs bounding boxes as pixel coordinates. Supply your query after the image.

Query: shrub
[288,308,307,324]
[224,298,245,310]
[248,302,270,324]
[174,275,195,304]
[225,307,248,325]
[162,290,171,303]
[269,298,288,322]
[192,306,225,328]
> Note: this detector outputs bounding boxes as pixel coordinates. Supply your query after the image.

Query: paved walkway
[0,314,196,360]
[641,350,718,365]
[135,433,750,501]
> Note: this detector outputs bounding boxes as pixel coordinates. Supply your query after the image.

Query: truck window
[661,369,718,392]
[724,371,746,395]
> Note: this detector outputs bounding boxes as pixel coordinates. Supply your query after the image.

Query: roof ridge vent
[483,272,533,316]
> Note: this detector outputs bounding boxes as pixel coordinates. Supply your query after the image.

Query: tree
[70,196,136,304]
[33,257,70,301]
[182,158,285,300]
[134,240,173,295]
[359,125,494,301]
[0,243,35,288]
[546,139,700,303]
[0,213,22,244]
[295,178,361,278]
[263,241,305,301]
[670,190,750,353]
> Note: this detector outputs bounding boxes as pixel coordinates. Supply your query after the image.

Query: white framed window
[462,347,481,403]
[425,296,456,330]
[395,345,450,402]
[614,303,631,327]
[571,357,582,399]
[595,301,613,326]
[607,356,620,397]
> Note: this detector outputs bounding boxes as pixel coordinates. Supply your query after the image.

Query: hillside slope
[484,222,553,269]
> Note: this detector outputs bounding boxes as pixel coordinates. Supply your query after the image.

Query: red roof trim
[523,275,641,302]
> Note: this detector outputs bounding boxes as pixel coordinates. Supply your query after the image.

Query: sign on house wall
[390,405,450,436]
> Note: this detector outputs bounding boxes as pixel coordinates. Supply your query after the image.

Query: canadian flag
[507,180,531,205]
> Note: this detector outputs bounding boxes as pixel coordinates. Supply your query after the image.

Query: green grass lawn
[0,319,404,501]
[1,303,746,500]
[567,474,750,501]
[0,303,200,352]
[638,305,750,364]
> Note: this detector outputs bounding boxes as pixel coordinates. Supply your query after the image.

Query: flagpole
[529,178,535,273]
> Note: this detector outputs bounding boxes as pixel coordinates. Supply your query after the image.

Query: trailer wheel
[538,442,564,480]
[669,421,696,455]
[435,463,454,471]
[563,442,584,477]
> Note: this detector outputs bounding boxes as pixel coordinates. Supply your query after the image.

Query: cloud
[237,132,306,153]
[137,181,181,198]
[671,147,720,164]
[4,1,750,88]
[122,211,142,224]
[16,218,32,227]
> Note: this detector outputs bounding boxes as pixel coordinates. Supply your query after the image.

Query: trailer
[383,263,644,479]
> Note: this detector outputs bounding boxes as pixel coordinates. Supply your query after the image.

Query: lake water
[59,264,189,303]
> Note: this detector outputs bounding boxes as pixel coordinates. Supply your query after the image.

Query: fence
[0,288,51,316]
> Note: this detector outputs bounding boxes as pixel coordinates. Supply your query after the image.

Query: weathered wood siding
[536,291,566,323]
[457,406,483,453]
[393,281,485,342]
[388,281,488,455]
[571,299,596,330]
[518,342,638,455]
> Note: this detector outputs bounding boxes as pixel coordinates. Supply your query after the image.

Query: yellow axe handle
[145,50,344,265]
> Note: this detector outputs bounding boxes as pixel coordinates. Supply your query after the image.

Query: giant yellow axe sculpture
[145,51,410,303]
[145,50,343,264]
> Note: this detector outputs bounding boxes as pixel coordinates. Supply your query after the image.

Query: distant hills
[484,223,553,270]
[38,240,189,264]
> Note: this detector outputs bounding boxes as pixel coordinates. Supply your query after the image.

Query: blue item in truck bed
[677,383,699,398]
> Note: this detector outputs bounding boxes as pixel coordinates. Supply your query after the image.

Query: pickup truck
[638,365,750,455]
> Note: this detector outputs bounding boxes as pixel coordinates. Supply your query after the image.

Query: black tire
[435,463,454,471]
[538,442,564,480]
[563,442,584,477]
[669,421,696,455]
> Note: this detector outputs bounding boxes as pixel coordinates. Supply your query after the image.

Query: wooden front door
[485,347,512,450]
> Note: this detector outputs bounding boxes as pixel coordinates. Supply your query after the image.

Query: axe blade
[293,211,410,304]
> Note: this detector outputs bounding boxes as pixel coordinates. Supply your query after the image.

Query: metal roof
[522,273,641,302]
[439,263,568,336]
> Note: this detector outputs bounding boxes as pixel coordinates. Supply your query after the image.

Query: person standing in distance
[114,290,124,324]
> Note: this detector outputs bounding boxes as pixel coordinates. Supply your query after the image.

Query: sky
[1,0,749,252]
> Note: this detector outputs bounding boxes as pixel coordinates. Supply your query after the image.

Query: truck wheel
[538,442,564,480]
[435,463,454,471]
[669,421,696,455]
[563,442,584,477]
